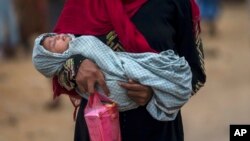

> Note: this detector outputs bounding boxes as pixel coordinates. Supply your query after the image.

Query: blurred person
[248,0,250,19]
[15,0,49,53]
[14,0,59,110]
[0,0,20,59]
[197,0,221,37]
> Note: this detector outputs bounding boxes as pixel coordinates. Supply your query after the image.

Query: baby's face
[42,34,72,53]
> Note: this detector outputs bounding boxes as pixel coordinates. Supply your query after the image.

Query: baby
[32,33,192,121]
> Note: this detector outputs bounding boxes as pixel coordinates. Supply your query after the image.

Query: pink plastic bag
[84,92,121,141]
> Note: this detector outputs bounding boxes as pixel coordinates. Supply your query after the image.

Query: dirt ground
[0,3,249,141]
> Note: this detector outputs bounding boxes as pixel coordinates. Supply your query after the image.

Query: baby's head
[32,33,73,77]
[40,33,72,53]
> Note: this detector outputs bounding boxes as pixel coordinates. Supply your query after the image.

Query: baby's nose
[59,34,67,39]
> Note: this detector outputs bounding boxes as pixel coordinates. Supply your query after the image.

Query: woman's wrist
[73,54,87,77]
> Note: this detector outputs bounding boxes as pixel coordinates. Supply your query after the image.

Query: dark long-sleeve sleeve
[175,0,206,94]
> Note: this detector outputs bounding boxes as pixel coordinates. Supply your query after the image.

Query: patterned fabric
[33,34,192,121]
[106,31,124,52]
[58,58,76,91]
[57,55,86,93]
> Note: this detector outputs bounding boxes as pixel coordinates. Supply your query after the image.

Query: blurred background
[0,0,249,141]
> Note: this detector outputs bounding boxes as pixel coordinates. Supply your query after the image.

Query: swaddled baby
[32,33,192,121]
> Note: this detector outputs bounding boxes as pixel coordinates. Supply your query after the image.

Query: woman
[52,0,206,140]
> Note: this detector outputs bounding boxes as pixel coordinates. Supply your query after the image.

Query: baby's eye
[51,41,56,48]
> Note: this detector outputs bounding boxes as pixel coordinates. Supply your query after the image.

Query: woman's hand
[119,79,153,106]
[75,59,110,95]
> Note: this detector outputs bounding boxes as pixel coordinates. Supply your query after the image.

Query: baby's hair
[39,34,56,45]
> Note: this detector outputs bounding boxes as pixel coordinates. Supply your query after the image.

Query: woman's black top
[68,0,206,141]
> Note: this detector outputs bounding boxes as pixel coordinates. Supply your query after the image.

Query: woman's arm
[175,0,206,95]
[57,55,110,96]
